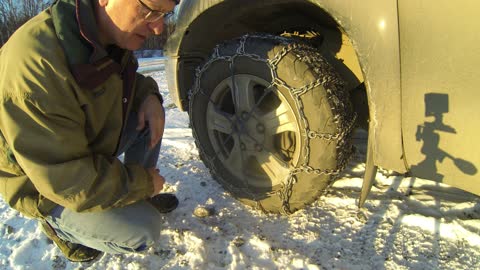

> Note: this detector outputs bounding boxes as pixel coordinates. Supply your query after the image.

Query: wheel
[189,34,356,214]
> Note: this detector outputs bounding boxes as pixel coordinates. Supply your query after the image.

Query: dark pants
[44,112,163,253]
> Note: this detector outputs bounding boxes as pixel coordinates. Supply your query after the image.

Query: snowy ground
[1,67,480,270]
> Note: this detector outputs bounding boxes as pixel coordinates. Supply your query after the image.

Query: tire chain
[189,33,357,214]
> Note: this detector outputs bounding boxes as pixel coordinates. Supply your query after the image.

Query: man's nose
[148,20,165,35]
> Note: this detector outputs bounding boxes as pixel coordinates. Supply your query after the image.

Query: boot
[40,221,102,262]
[148,193,179,213]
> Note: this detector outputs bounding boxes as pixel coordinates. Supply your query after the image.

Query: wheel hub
[233,111,265,152]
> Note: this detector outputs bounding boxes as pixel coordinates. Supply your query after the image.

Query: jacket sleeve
[131,59,164,112]
[0,57,154,213]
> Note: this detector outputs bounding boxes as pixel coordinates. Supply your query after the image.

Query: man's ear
[98,0,108,7]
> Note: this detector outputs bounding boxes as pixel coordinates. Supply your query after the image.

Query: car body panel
[399,0,480,195]
[313,0,405,173]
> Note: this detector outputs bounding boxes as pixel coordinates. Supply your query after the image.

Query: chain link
[189,33,356,214]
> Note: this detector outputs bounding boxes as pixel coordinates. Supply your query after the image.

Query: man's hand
[137,94,165,149]
[148,168,165,196]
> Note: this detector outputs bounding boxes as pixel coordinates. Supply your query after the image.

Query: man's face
[99,0,176,50]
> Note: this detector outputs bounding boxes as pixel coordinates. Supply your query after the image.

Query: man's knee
[103,211,162,253]
[118,228,160,253]
[120,204,162,250]
[67,201,163,253]
[135,219,162,248]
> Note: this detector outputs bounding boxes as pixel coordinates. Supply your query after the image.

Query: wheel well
[177,0,367,127]
[180,1,338,53]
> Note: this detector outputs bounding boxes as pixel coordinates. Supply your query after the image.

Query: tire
[189,34,356,214]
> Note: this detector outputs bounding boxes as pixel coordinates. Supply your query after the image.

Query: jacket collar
[51,0,130,89]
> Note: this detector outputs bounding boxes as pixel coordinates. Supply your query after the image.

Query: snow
[1,64,480,270]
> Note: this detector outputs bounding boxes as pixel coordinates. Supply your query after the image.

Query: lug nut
[256,123,265,133]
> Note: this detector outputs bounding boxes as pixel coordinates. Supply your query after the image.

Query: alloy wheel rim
[206,74,301,188]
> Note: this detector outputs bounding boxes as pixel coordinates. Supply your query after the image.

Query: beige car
[164,0,480,214]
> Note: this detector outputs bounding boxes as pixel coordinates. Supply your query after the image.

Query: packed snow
[1,65,479,270]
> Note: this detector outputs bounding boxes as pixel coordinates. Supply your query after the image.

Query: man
[0,0,179,262]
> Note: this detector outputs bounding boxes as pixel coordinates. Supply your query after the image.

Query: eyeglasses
[136,0,175,22]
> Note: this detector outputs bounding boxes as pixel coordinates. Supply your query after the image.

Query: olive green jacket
[0,0,159,218]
